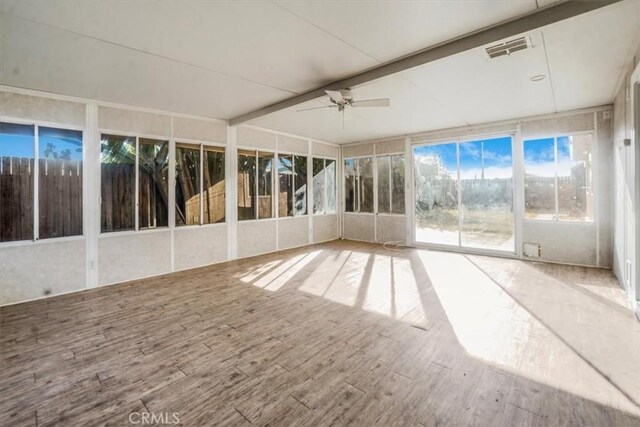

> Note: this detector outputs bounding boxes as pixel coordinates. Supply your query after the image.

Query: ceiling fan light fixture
[530,74,546,82]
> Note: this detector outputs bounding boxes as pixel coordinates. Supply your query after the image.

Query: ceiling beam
[229,0,622,126]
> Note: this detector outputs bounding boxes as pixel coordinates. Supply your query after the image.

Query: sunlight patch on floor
[237,260,283,283]
[419,250,640,415]
[261,250,321,292]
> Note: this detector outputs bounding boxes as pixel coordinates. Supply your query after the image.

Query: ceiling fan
[298,89,390,113]
[297,89,390,128]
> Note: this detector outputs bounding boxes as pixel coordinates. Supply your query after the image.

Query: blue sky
[0,125,83,161]
[414,136,513,179]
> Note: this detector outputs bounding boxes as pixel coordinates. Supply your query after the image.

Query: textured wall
[0,239,86,305]
[278,217,309,250]
[98,231,172,285]
[376,215,406,244]
[278,134,308,154]
[98,106,171,137]
[523,222,597,266]
[174,225,228,271]
[237,220,277,258]
[174,117,227,143]
[313,214,339,243]
[0,91,85,126]
[237,126,276,151]
[521,112,594,137]
[343,143,374,158]
[343,214,375,242]
[312,141,339,158]
[374,138,405,155]
[411,122,517,144]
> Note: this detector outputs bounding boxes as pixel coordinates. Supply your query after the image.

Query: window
[258,152,275,219]
[138,138,169,229]
[313,158,336,215]
[203,147,225,224]
[277,154,308,217]
[278,155,293,217]
[238,150,274,221]
[414,136,514,251]
[376,154,405,215]
[176,143,225,226]
[238,150,257,221]
[524,134,593,221]
[344,157,373,213]
[101,134,167,232]
[293,155,307,216]
[1,122,83,242]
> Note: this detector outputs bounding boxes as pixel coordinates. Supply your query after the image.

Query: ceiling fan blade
[325,90,344,104]
[351,98,390,107]
[297,105,336,112]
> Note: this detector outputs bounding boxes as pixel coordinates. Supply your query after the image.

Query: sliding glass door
[414,136,514,253]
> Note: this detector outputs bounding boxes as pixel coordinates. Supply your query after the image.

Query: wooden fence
[101,164,169,232]
[1,156,82,241]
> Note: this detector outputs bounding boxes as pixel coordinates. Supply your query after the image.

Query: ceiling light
[530,74,546,82]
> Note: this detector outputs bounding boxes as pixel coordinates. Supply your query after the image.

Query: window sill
[523,219,595,225]
[175,222,226,230]
[98,227,171,238]
[237,218,278,224]
[0,234,85,248]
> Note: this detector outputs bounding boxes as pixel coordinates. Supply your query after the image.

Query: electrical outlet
[602,110,611,120]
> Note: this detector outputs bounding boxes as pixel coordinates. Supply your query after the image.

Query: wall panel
[174,225,228,271]
[375,139,405,154]
[522,222,597,266]
[343,214,375,242]
[0,239,86,305]
[313,214,338,243]
[0,91,85,126]
[521,112,594,137]
[343,143,374,158]
[98,106,171,137]
[312,141,339,158]
[174,117,227,143]
[376,215,406,244]
[237,220,277,258]
[237,126,276,151]
[98,231,171,285]
[278,217,309,250]
[278,134,308,154]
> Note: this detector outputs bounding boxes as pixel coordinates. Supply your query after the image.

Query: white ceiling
[1,0,638,144]
[252,1,640,143]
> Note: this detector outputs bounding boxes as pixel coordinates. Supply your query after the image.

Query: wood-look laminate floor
[1,240,640,426]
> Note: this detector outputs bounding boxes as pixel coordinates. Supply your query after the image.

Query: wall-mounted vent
[485,36,531,59]
[523,242,541,258]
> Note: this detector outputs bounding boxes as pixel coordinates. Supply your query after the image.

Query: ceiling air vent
[485,36,531,59]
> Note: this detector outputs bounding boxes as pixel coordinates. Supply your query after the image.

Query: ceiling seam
[540,31,558,113]
[270,1,383,64]
[0,10,298,96]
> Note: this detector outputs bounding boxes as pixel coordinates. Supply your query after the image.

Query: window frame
[343,155,375,215]
[237,147,277,222]
[522,131,595,223]
[1,118,85,244]
[99,132,170,234]
[375,152,405,216]
[175,139,226,228]
[277,152,309,218]
[312,156,337,216]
